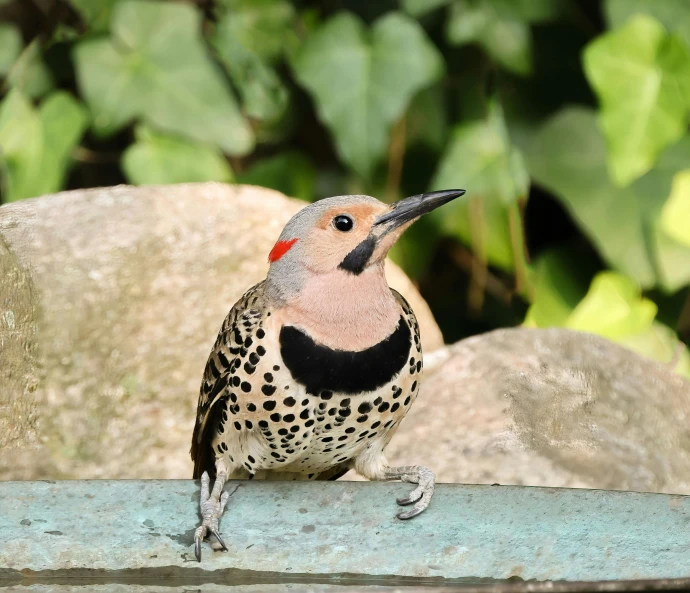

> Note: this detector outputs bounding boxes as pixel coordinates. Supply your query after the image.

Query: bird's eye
[333,215,354,232]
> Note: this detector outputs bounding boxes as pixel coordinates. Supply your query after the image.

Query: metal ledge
[1,480,689,589]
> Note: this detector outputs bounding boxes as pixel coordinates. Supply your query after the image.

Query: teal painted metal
[1,480,690,587]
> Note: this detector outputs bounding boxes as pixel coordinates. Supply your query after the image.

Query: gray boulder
[388,328,690,494]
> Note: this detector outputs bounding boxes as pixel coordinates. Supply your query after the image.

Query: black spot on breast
[263,400,276,411]
[249,352,260,365]
[358,402,372,414]
[279,316,411,395]
[262,385,276,396]
[241,382,252,392]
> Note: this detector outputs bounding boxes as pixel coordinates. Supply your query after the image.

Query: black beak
[374,189,466,231]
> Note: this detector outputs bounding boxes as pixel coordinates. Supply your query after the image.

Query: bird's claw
[194,471,234,562]
[194,527,204,562]
[210,527,227,551]
[393,466,435,520]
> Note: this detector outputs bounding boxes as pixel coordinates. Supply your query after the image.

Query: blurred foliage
[1,0,690,373]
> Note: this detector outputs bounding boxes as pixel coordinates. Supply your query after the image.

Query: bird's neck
[274,263,401,352]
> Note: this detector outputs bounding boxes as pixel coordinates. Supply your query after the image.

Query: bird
[190,188,466,561]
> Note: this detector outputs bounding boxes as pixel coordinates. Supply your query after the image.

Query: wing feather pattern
[191,282,266,479]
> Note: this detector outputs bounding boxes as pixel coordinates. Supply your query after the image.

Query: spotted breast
[191,281,421,482]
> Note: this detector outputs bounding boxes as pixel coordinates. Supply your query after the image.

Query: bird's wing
[391,287,421,346]
[191,281,267,479]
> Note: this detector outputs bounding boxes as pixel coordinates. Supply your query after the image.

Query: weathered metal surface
[1,481,689,588]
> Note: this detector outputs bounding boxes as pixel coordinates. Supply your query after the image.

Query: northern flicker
[191,189,465,560]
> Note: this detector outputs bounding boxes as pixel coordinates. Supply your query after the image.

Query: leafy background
[1,0,690,374]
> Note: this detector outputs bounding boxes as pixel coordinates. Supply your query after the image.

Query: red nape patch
[268,238,299,262]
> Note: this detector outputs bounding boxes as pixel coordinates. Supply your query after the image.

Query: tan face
[300,203,389,274]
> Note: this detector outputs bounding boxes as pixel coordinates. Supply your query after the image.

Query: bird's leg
[194,469,231,561]
[355,449,435,520]
[383,465,435,519]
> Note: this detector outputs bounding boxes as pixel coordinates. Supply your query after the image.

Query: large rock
[388,328,690,494]
[0,183,443,479]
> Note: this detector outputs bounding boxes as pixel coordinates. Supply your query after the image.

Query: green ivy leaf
[402,0,452,17]
[527,106,690,292]
[237,151,315,202]
[566,272,658,339]
[0,89,88,202]
[405,0,565,21]
[583,15,690,186]
[292,11,444,178]
[622,321,690,377]
[446,0,532,75]
[122,127,233,186]
[73,0,253,156]
[525,263,690,376]
[606,0,690,50]
[2,37,55,99]
[660,170,690,248]
[68,0,118,32]
[213,0,293,124]
[523,248,591,328]
[214,0,295,62]
[430,102,529,271]
[0,23,21,76]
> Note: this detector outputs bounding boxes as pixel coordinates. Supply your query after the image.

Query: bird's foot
[386,465,435,520]
[194,471,235,561]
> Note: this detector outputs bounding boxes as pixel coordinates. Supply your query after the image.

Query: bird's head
[266,190,465,300]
